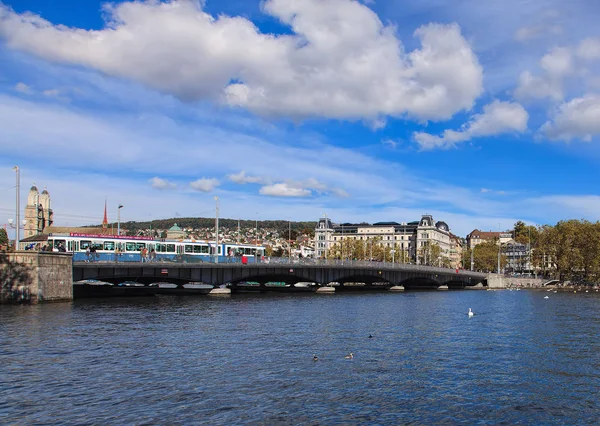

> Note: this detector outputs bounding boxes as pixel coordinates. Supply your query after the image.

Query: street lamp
[288,219,292,264]
[391,249,395,265]
[117,204,124,236]
[214,196,219,264]
[12,166,20,250]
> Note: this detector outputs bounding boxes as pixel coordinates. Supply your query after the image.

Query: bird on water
[468,308,474,317]
[368,334,373,339]
[313,354,318,361]
[345,352,354,359]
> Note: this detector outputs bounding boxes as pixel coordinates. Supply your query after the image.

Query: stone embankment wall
[487,273,544,289]
[1,252,72,303]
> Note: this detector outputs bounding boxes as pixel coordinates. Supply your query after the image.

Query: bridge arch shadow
[400,277,441,290]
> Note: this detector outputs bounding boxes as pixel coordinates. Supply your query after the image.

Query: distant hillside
[88,217,317,236]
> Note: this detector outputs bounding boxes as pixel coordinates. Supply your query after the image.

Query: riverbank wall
[487,273,544,289]
[1,251,72,304]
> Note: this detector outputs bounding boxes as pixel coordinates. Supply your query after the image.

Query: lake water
[1,290,600,424]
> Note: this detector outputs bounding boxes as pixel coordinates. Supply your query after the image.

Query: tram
[47,233,266,263]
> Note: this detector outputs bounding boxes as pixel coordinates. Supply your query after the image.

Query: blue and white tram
[47,233,266,263]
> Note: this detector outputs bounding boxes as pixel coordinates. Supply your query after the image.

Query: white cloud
[514,71,564,101]
[540,47,572,77]
[514,47,572,101]
[14,82,32,94]
[149,176,176,190]
[259,183,312,197]
[0,0,483,122]
[577,38,600,61]
[189,178,220,192]
[381,139,399,149]
[514,24,562,42]
[480,188,491,193]
[541,94,600,141]
[413,100,528,150]
[228,170,269,185]
[330,187,350,198]
[42,89,60,97]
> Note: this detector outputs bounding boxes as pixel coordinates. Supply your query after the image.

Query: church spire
[102,199,108,228]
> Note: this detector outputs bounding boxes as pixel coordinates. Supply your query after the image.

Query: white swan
[345,352,353,359]
[468,308,474,317]
[544,296,549,299]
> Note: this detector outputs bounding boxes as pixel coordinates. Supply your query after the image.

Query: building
[466,229,513,250]
[449,234,465,269]
[24,184,53,238]
[314,214,453,265]
[166,223,186,240]
[504,242,532,274]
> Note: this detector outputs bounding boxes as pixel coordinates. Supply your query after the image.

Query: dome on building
[419,215,434,227]
[29,184,38,192]
[169,223,182,231]
[42,188,49,195]
[436,221,449,232]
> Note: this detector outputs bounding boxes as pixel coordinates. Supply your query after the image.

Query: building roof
[20,234,49,242]
[169,223,182,231]
[467,229,502,239]
[44,226,119,235]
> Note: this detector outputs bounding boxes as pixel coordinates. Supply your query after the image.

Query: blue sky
[1,0,600,237]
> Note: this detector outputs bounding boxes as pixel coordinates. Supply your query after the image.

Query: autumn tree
[0,228,8,250]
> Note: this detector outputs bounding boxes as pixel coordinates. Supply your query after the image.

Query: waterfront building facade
[466,229,513,250]
[24,185,53,238]
[315,214,453,265]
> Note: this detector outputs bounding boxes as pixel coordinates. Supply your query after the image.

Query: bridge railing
[262,258,480,275]
[73,253,483,276]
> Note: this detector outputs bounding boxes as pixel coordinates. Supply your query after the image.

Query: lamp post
[12,166,20,250]
[214,196,219,264]
[497,223,502,274]
[391,249,395,265]
[288,219,291,264]
[117,204,123,236]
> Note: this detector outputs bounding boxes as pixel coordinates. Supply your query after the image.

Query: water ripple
[1,291,600,424]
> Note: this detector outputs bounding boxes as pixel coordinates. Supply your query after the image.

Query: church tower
[23,184,53,238]
[24,184,39,238]
[102,199,108,231]
[39,187,53,229]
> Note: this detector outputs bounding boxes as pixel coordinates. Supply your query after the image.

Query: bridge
[73,259,488,294]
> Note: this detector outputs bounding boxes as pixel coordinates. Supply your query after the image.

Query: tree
[472,241,506,272]
[0,228,8,249]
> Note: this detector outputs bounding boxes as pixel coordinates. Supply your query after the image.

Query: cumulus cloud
[577,38,600,61]
[189,178,220,192]
[228,170,269,185]
[149,176,176,190]
[257,177,348,198]
[14,82,32,94]
[259,183,311,197]
[514,47,572,101]
[541,94,600,141]
[0,0,483,122]
[413,100,529,150]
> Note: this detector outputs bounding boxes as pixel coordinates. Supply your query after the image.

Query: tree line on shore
[467,219,600,283]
